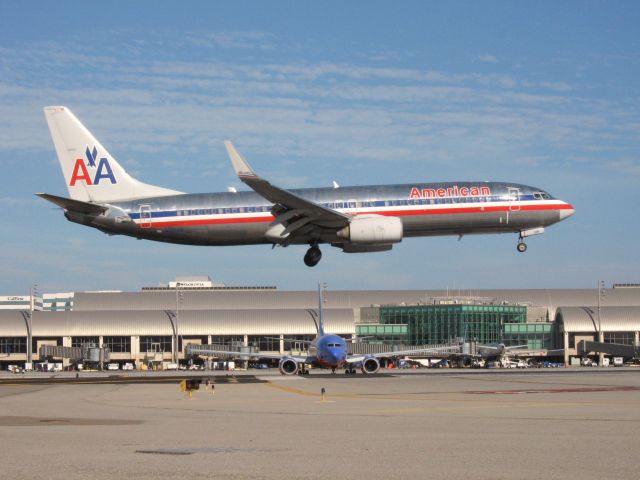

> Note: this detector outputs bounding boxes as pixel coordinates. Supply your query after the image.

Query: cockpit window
[533,192,552,200]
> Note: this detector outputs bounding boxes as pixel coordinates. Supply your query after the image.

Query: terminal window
[102,336,131,353]
[0,337,26,354]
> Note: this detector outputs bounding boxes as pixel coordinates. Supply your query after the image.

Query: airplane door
[139,204,152,228]
[508,188,521,212]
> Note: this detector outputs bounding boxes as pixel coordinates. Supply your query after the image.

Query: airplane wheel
[303,246,322,267]
[517,242,527,253]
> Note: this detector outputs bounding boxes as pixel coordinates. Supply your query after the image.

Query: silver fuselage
[66,181,574,246]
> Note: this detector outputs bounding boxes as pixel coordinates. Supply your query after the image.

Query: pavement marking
[262,381,610,409]
[0,375,267,386]
[257,376,302,381]
[0,415,143,427]
[465,385,640,395]
[264,381,320,397]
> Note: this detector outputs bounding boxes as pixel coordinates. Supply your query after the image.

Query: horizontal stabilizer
[36,193,107,214]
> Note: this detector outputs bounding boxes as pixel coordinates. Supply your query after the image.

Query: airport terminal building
[1,278,639,369]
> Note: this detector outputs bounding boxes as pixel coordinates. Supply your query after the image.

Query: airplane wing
[185,345,310,363]
[224,142,350,239]
[345,345,461,363]
[264,336,314,345]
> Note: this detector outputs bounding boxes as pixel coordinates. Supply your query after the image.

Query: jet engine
[337,215,403,245]
[360,356,381,374]
[278,357,299,375]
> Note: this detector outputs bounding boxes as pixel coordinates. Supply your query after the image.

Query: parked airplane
[39,106,575,266]
[449,342,563,368]
[449,342,527,367]
[186,284,459,375]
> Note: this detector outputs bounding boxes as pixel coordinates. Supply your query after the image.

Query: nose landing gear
[304,244,322,267]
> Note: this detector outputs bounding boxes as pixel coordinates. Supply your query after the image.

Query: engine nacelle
[337,215,403,245]
[360,356,381,374]
[279,357,299,375]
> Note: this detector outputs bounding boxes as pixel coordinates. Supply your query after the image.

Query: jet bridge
[348,340,466,356]
[38,344,111,365]
[580,341,640,358]
[186,344,258,358]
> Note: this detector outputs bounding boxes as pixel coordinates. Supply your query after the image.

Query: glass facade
[0,337,27,354]
[248,335,280,352]
[378,304,527,345]
[283,335,315,352]
[604,332,635,345]
[356,324,408,343]
[503,323,553,349]
[72,336,99,348]
[211,336,245,347]
[102,336,131,353]
[140,336,172,353]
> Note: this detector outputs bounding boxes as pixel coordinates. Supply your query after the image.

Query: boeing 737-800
[39,106,574,266]
[187,284,459,374]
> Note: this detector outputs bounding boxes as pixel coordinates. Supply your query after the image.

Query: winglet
[224,141,256,178]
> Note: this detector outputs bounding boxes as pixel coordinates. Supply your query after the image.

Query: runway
[1,369,639,480]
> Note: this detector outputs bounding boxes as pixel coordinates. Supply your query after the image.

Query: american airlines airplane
[187,284,459,375]
[40,106,574,266]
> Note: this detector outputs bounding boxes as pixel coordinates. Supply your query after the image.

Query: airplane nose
[559,203,575,220]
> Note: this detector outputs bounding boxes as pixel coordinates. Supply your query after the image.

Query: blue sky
[0,1,638,294]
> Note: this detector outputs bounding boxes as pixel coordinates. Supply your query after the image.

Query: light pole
[597,280,605,367]
[27,283,37,365]
[318,282,325,320]
[175,285,183,364]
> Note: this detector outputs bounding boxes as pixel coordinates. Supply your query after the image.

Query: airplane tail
[43,106,182,203]
[318,283,326,336]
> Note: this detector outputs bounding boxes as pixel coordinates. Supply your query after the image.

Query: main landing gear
[517,234,527,253]
[304,244,322,267]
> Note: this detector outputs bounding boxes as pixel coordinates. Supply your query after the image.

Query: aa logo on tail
[69,146,117,186]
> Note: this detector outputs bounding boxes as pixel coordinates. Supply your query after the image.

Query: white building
[42,293,75,311]
[0,295,41,311]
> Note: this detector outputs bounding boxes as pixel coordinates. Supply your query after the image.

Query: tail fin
[318,283,326,336]
[43,106,182,203]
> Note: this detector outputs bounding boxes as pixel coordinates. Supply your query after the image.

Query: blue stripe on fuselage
[127,194,546,221]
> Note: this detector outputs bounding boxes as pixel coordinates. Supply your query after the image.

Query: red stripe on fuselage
[150,215,274,228]
[140,203,573,228]
[375,203,574,218]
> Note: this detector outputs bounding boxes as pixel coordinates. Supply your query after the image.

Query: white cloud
[478,54,499,63]
[603,158,640,176]
[184,31,277,50]
[0,37,637,189]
